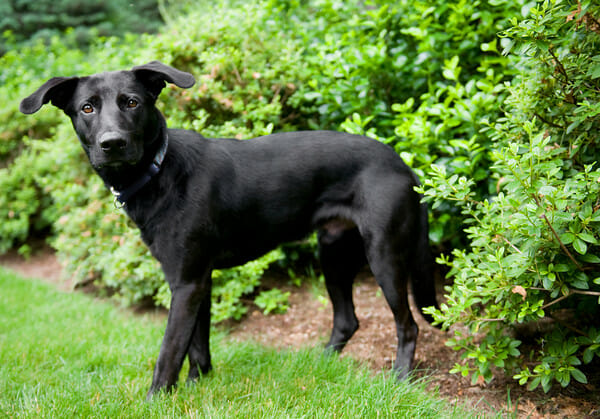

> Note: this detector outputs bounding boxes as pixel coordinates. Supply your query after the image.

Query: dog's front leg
[186,280,213,382]
[147,271,211,399]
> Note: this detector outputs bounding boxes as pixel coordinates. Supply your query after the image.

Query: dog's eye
[127,99,138,108]
[82,104,94,114]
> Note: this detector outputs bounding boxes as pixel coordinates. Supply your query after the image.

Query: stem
[500,235,523,254]
[529,131,535,193]
[548,47,569,85]
[537,289,600,310]
[533,112,564,129]
[573,290,600,296]
[541,293,569,310]
[232,66,244,85]
[539,212,584,272]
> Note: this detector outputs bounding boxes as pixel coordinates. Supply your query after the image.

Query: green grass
[0,268,474,418]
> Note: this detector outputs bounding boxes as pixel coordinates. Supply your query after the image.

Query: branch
[533,112,564,129]
[541,293,569,310]
[534,288,600,311]
[478,318,506,323]
[539,213,584,272]
[573,290,600,296]
[529,191,583,271]
[499,235,523,254]
[548,47,569,85]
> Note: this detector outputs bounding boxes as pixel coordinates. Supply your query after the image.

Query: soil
[1,245,599,418]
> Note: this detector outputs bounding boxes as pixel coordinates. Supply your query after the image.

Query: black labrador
[20,61,438,398]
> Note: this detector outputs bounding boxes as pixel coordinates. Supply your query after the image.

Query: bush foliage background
[422,0,600,391]
[1,0,598,390]
[0,0,162,54]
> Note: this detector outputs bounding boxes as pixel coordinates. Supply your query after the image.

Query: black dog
[20,61,438,398]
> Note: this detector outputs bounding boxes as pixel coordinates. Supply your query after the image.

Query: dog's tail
[409,200,440,325]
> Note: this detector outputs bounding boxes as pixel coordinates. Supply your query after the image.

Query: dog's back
[159,130,420,269]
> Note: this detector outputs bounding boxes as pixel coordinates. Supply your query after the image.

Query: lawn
[0,267,473,418]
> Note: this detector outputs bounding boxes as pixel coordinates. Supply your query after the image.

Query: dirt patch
[2,248,599,417]
[0,243,67,289]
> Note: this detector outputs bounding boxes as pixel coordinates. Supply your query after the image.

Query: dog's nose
[99,133,127,153]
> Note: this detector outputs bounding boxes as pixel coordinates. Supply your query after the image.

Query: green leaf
[528,376,541,391]
[579,232,597,244]
[581,254,600,264]
[573,238,588,255]
[587,63,600,79]
[560,232,576,244]
[542,276,554,290]
[571,272,590,290]
[570,368,588,384]
[556,370,571,387]
[583,348,595,364]
[508,341,521,357]
[541,374,552,393]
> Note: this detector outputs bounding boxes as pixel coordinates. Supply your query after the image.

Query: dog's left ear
[132,61,195,98]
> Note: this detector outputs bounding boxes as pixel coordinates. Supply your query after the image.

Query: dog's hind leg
[365,236,418,379]
[318,223,366,352]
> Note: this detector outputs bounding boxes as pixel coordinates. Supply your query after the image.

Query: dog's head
[20,61,195,170]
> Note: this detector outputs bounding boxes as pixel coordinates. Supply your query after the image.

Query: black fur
[20,61,438,398]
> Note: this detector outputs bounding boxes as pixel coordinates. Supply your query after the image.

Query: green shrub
[276,0,530,137]
[379,0,532,248]
[422,0,600,391]
[255,288,292,315]
[0,125,89,252]
[0,0,162,54]
[388,54,509,247]
[266,0,529,247]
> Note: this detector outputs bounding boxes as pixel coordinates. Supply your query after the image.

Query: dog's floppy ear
[20,77,80,114]
[132,61,195,98]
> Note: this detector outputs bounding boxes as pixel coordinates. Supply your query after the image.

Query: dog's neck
[98,115,169,206]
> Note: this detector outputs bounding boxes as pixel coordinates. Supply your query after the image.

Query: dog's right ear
[20,77,79,114]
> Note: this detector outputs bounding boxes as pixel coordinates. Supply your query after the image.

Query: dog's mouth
[95,159,138,169]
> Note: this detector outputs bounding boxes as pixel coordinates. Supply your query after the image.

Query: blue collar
[110,135,168,207]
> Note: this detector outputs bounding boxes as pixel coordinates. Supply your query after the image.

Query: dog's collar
[110,135,168,207]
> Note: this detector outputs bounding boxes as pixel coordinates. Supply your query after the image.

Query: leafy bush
[147,0,308,137]
[422,0,600,391]
[269,0,531,247]
[0,125,89,253]
[0,0,162,54]
[255,288,292,315]
[379,0,532,248]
